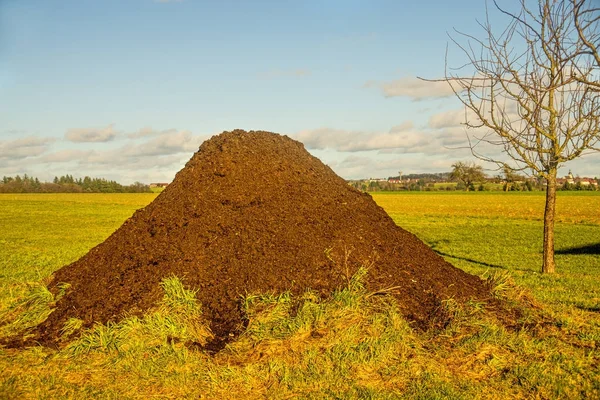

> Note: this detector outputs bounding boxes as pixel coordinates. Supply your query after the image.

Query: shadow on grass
[433,250,508,270]
[575,304,600,313]
[426,240,509,270]
[555,243,600,255]
[427,240,538,273]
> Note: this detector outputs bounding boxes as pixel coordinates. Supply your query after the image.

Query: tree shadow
[575,304,600,313]
[426,240,509,270]
[433,250,508,270]
[426,240,541,272]
[555,243,600,255]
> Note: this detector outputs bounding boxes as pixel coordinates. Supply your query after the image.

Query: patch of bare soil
[25,130,491,350]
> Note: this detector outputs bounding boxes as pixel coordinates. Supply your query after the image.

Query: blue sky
[1,0,599,184]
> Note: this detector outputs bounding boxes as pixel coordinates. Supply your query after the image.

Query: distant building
[578,178,598,186]
[149,182,170,188]
[556,170,598,187]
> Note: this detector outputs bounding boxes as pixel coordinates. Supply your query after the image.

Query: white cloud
[436,127,470,148]
[0,126,209,184]
[291,121,495,180]
[124,130,203,157]
[41,149,93,163]
[65,124,118,143]
[128,127,178,139]
[79,151,185,169]
[337,155,372,169]
[389,121,414,133]
[128,127,159,139]
[0,136,54,160]
[60,130,204,169]
[428,106,520,130]
[3,123,600,185]
[296,127,432,153]
[332,153,463,180]
[428,109,465,129]
[365,77,455,100]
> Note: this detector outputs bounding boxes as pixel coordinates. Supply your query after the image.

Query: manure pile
[32,130,489,349]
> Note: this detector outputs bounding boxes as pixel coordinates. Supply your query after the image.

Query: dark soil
[26,130,491,349]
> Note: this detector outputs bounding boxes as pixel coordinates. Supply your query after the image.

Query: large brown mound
[32,129,489,348]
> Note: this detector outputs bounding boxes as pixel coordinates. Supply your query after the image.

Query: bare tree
[438,0,600,273]
[450,161,486,191]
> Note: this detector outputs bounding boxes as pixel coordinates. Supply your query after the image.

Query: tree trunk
[542,172,557,273]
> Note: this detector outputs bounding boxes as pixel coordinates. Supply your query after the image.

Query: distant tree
[0,174,151,193]
[127,181,151,193]
[450,161,486,191]
[368,181,380,192]
[440,0,600,273]
[503,166,527,192]
[525,180,534,191]
[82,176,92,191]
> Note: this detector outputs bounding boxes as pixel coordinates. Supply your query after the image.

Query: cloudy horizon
[2,0,599,185]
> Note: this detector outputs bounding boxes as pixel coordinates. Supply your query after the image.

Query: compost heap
[31,130,490,349]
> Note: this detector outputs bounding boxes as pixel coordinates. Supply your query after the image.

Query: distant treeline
[0,174,151,193]
[389,172,452,181]
[350,174,599,192]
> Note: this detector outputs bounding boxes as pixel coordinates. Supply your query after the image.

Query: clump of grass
[1,269,599,399]
[0,281,69,338]
[60,317,84,338]
[434,298,486,333]
[219,267,424,397]
[483,270,547,330]
[238,267,372,347]
[63,276,212,357]
[486,270,537,306]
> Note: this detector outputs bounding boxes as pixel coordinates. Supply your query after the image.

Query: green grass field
[373,192,600,311]
[1,192,599,399]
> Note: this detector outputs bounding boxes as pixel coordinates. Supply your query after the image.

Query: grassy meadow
[373,192,600,310]
[0,192,599,399]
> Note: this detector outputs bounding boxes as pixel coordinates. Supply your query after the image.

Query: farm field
[1,192,599,399]
[372,192,600,310]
